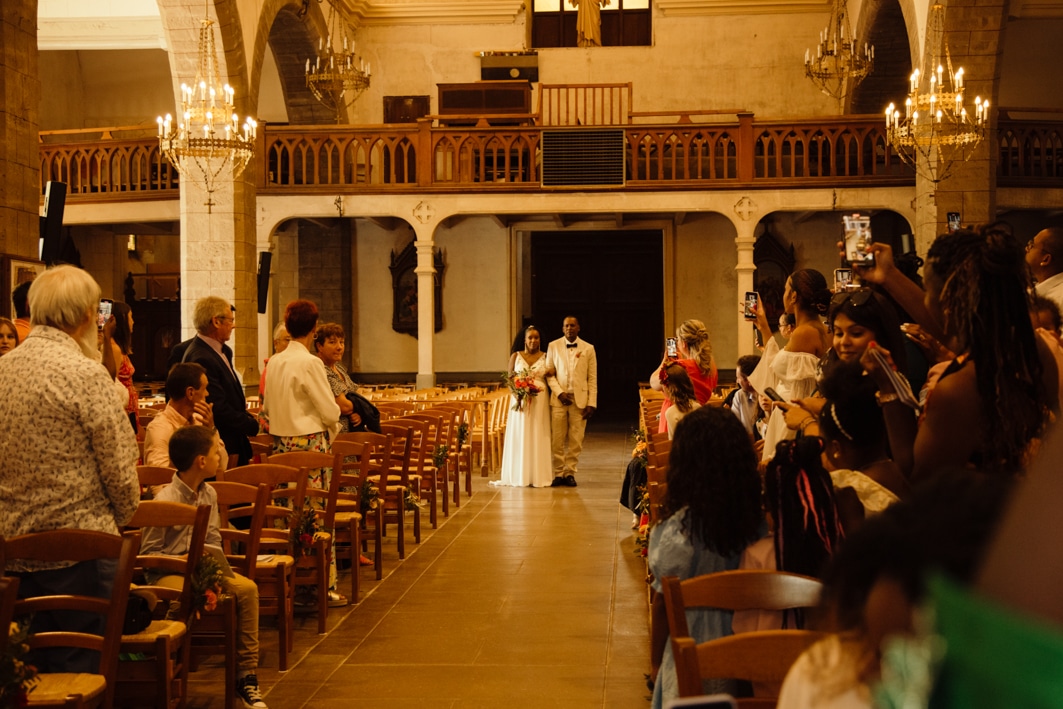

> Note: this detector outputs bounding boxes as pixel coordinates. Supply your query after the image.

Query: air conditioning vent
[541,129,626,188]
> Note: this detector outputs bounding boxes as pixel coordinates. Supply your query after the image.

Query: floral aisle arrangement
[1,618,38,707]
[404,488,428,512]
[630,428,648,470]
[359,479,380,516]
[457,422,469,447]
[192,554,225,617]
[290,500,321,559]
[633,485,651,558]
[502,369,542,412]
[432,444,449,470]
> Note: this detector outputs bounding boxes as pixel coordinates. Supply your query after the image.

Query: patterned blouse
[325,361,359,433]
[0,326,140,571]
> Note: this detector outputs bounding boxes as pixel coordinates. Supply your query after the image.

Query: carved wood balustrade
[998,110,1063,186]
[37,113,1063,202]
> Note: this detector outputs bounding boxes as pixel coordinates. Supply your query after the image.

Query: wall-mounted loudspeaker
[257,252,272,314]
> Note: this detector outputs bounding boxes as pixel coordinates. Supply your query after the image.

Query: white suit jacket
[545,337,598,409]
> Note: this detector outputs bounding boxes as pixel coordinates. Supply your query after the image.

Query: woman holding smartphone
[649,319,718,434]
[750,269,832,463]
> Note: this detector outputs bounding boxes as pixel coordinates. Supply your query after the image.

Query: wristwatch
[875,391,900,406]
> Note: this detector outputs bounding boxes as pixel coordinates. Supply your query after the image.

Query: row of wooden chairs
[661,569,827,707]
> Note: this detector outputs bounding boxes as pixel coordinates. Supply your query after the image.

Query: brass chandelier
[157,5,257,209]
[804,0,874,100]
[885,4,987,184]
[305,0,372,119]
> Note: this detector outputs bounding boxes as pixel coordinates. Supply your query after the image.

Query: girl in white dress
[492,326,555,488]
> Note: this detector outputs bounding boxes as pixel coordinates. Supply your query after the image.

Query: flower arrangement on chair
[191,554,225,618]
[630,428,649,470]
[359,479,380,516]
[1,619,38,706]
[633,485,651,558]
[457,422,469,447]
[432,444,449,470]
[290,500,321,559]
[502,369,542,412]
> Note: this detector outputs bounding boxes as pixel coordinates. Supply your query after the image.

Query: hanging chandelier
[885,4,987,184]
[157,8,257,210]
[305,0,372,119]
[804,0,874,100]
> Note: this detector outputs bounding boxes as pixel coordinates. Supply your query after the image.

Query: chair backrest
[391,417,434,474]
[220,463,305,509]
[126,500,212,624]
[137,465,177,489]
[379,422,414,485]
[673,629,828,697]
[266,451,337,524]
[249,440,272,463]
[336,431,394,474]
[208,481,270,580]
[2,529,141,707]
[661,570,824,641]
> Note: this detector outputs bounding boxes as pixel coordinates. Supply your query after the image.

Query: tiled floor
[186,423,651,708]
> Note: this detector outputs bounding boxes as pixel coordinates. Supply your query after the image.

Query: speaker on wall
[40,181,68,265]
[257,251,272,314]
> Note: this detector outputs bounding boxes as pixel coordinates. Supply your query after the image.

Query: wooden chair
[248,451,340,632]
[209,481,293,677]
[223,463,335,633]
[331,439,383,584]
[2,529,140,709]
[406,411,453,519]
[661,570,826,705]
[392,416,442,528]
[672,630,826,704]
[432,401,477,497]
[137,465,177,498]
[116,501,211,709]
[375,422,419,555]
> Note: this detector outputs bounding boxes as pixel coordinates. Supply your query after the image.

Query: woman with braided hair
[854,223,1058,479]
[649,318,718,434]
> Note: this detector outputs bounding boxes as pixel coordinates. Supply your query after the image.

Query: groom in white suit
[545,316,597,487]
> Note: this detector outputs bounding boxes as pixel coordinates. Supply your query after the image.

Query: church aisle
[185,424,651,708]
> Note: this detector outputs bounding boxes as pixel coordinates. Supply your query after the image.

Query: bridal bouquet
[502,369,542,412]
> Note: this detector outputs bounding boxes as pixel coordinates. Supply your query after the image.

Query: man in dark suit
[177,296,259,465]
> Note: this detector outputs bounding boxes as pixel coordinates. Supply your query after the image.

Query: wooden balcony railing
[39,125,179,199]
[998,109,1063,186]
[38,113,1062,202]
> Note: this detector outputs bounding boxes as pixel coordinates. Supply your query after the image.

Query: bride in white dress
[492,326,555,488]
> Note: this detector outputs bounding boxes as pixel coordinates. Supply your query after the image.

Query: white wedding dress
[493,352,553,488]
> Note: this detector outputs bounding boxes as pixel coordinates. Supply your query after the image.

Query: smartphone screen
[97,299,113,330]
[947,212,961,233]
[743,292,759,321]
[842,213,874,266]
[834,268,853,292]
[763,387,784,402]
[666,337,678,358]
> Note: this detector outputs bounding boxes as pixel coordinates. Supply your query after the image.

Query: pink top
[117,354,137,414]
[658,358,717,433]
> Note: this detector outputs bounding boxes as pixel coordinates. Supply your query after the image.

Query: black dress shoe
[563,475,578,487]
[550,476,565,487]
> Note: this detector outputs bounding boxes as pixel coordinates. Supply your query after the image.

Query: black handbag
[345,391,382,433]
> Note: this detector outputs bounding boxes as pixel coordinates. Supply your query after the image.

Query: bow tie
[566,343,578,348]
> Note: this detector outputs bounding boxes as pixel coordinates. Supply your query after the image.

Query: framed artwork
[1,255,45,319]
[389,241,444,337]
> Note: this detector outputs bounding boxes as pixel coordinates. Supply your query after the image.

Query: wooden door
[531,230,663,420]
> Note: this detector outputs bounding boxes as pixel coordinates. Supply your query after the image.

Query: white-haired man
[0,264,140,672]
[179,296,259,465]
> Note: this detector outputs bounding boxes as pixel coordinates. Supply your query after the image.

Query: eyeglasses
[831,288,874,310]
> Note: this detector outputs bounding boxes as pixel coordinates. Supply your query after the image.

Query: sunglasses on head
[831,288,874,309]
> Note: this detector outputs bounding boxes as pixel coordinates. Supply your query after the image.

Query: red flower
[204,589,218,612]
[299,532,313,546]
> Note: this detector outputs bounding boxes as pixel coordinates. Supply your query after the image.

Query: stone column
[411,202,440,389]
[732,197,760,356]
[179,174,259,385]
[0,0,40,259]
